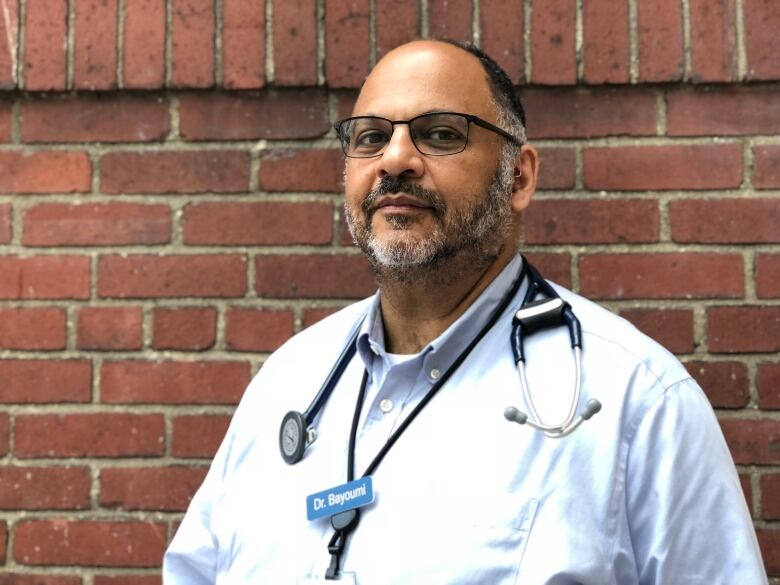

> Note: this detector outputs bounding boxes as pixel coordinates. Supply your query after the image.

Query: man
[163,40,767,583]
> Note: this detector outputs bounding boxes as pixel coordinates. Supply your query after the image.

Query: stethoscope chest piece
[280,410,311,465]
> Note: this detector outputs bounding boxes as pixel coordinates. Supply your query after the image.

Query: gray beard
[344,150,516,287]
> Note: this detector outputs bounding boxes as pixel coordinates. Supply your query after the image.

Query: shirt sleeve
[624,378,767,585]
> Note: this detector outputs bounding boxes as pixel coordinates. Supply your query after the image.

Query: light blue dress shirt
[163,255,767,584]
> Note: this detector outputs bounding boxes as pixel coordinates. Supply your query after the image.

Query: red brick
[523,199,659,244]
[583,144,743,191]
[0,151,92,194]
[14,414,165,458]
[0,576,80,585]
[21,95,169,142]
[0,307,67,350]
[100,151,249,194]
[171,0,215,88]
[583,0,629,84]
[684,360,749,408]
[758,363,780,409]
[0,521,5,563]
[77,306,143,351]
[184,201,332,245]
[530,0,576,85]
[580,253,744,299]
[101,360,250,404]
[23,0,67,91]
[758,528,780,576]
[0,466,91,510]
[523,88,657,139]
[172,415,231,458]
[757,254,780,299]
[325,0,370,88]
[376,0,419,61]
[708,307,780,353]
[273,0,317,85]
[428,0,472,41]
[152,307,216,351]
[259,149,344,192]
[523,253,572,288]
[0,100,11,141]
[744,0,780,80]
[740,473,753,516]
[671,198,780,244]
[336,90,359,121]
[179,91,330,140]
[0,203,8,243]
[0,256,90,299]
[225,308,294,352]
[720,418,780,465]
[0,360,91,403]
[667,87,780,136]
[0,414,8,456]
[480,0,523,83]
[94,577,160,585]
[690,0,737,82]
[303,307,341,328]
[754,145,780,189]
[637,0,683,82]
[762,474,780,519]
[13,520,166,567]
[100,467,208,511]
[255,254,375,298]
[73,0,118,90]
[123,0,166,89]
[23,203,170,246]
[620,308,694,354]
[222,0,264,89]
[536,148,576,190]
[98,254,247,298]
[0,0,18,88]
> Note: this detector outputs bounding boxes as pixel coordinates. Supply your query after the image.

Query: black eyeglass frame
[333,111,523,158]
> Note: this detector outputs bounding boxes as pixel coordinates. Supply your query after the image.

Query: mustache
[362,176,447,218]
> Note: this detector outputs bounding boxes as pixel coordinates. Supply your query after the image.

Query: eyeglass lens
[340,113,470,157]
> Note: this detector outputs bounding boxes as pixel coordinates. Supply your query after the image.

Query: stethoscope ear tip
[582,399,602,420]
[504,406,528,425]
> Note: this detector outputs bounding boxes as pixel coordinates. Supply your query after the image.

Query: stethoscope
[278,258,602,466]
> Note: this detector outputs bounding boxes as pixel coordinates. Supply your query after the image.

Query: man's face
[343,42,518,279]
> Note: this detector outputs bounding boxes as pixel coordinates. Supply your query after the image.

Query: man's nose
[376,125,424,180]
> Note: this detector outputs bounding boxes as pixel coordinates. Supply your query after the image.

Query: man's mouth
[375,194,430,210]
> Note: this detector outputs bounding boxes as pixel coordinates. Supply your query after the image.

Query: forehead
[352,41,496,121]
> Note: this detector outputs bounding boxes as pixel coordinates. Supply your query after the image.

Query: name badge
[306,477,374,521]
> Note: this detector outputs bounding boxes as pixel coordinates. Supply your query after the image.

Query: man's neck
[377,247,516,354]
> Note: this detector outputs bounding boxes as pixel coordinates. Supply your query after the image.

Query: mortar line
[1,0,19,85]
[368,0,376,66]
[420,0,429,38]
[656,89,668,136]
[628,0,638,84]
[472,0,480,46]
[215,0,223,86]
[681,0,691,81]
[264,0,273,83]
[735,0,746,80]
[575,0,584,82]
[116,0,125,87]
[523,0,532,82]
[316,0,325,85]
[66,0,75,89]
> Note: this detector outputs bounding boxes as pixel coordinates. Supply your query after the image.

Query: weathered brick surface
[758,363,780,409]
[152,307,217,350]
[225,308,295,352]
[720,418,780,465]
[13,520,166,566]
[123,0,166,89]
[0,256,91,300]
[670,198,780,243]
[101,360,250,404]
[171,0,215,88]
[255,254,376,298]
[708,307,780,353]
[753,145,780,189]
[757,254,780,298]
[620,308,694,354]
[684,360,749,408]
[274,0,317,85]
[0,467,91,510]
[98,254,247,298]
[326,0,370,88]
[259,149,344,192]
[530,0,576,85]
[428,0,472,42]
[376,0,419,61]
[23,203,171,246]
[21,96,170,142]
[94,576,161,585]
[0,151,92,194]
[582,0,629,84]
[73,0,118,90]
[0,0,18,89]
[535,148,576,190]
[23,0,68,91]
[666,87,780,136]
[0,203,9,243]
[100,467,208,511]
[172,415,232,458]
[0,101,11,141]
[0,308,67,350]
[222,0,265,89]
[14,414,165,458]
[584,145,743,191]
[690,0,738,82]
[0,414,9,457]
[77,307,143,351]
[0,360,91,403]
[744,0,780,80]
[178,92,330,140]
[637,0,683,81]
[524,253,572,288]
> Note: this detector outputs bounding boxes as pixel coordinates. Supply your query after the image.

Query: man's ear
[511,145,540,213]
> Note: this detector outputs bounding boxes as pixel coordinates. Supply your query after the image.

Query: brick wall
[0,0,778,581]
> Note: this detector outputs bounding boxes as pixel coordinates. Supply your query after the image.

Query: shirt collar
[356,254,526,373]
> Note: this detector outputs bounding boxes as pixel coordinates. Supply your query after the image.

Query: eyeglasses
[334,111,521,158]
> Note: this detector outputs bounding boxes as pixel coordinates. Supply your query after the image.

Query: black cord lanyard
[324,260,530,579]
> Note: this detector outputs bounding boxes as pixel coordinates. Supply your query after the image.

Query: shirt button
[379,399,394,413]
[430,368,441,380]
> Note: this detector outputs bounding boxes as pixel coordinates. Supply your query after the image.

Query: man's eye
[356,131,389,146]
[425,127,462,142]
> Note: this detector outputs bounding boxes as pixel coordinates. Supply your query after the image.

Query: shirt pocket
[355,490,539,585]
